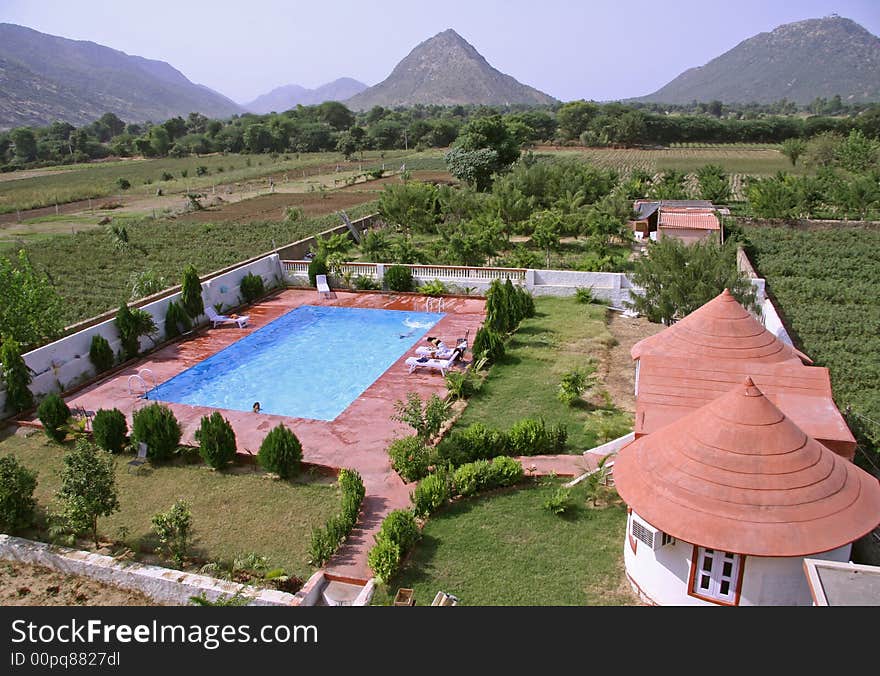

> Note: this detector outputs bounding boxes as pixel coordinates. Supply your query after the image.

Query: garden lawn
[0,429,340,580]
[450,296,630,451]
[372,479,635,606]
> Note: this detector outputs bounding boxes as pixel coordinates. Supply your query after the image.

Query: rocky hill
[245,78,368,113]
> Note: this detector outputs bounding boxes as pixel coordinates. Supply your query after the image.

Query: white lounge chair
[316,274,332,299]
[205,305,249,328]
[414,337,467,358]
[405,348,463,376]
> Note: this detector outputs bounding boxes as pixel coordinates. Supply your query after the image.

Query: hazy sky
[1,0,878,104]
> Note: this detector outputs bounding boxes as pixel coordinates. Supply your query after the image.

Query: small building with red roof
[630,200,725,244]
[614,377,880,606]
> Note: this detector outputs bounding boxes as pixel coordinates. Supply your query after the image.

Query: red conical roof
[631,289,810,364]
[614,377,880,556]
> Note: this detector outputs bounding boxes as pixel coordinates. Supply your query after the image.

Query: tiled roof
[615,378,880,557]
[658,209,720,230]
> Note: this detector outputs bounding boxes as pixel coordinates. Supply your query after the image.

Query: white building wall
[624,511,852,606]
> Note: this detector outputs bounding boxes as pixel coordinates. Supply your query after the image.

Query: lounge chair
[127,442,149,474]
[205,305,249,328]
[405,347,463,376]
[414,337,467,359]
[316,274,332,299]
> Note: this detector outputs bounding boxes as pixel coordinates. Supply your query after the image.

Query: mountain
[0,23,243,130]
[638,16,880,104]
[344,29,556,110]
[245,77,368,113]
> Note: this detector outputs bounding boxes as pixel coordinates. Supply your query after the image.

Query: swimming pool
[147,305,444,420]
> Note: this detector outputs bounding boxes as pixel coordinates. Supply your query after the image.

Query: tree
[696,164,731,203]
[628,238,757,325]
[805,131,843,168]
[1,336,33,414]
[556,100,600,141]
[9,128,37,163]
[180,265,204,321]
[529,209,563,267]
[57,439,120,548]
[0,250,64,350]
[446,115,520,190]
[152,500,193,567]
[316,101,355,131]
[0,455,38,534]
[98,113,126,138]
[780,138,807,167]
[377,182,438,238]
[835,129,879,174]
[445,147,499,191]
[149,126,171,156]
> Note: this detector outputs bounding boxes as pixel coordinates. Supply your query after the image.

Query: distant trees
[446,115,521,190]
[0,250,64,350]
[780,138,807,166]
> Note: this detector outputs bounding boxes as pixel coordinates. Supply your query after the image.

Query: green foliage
[452,460,491,497]
[239,272,265,304]
[0,250,63,350]
[88,335,114,374]
[377,509,420,553]
[445,147,500,191]
[443,369,478,401]
[447,115,521,190]
[557,364,597,406]
[152,499,193,567]
[195,412,237,469]
[37,393,70,442]
[419,279,447,296]
[387,436,431,482]
[780,138,807,167]
[1,336,33,414]
[835,129,879,174]
[696,164,731,203]
[129,270,167,301]
[440,422,509,465]
[507,418,567,455]
[57,439,120,547]
[189,590,250,606]
[391,392,450,442]
[471,326,505,363]
[307,257,328,287]
[583,408,634,447]
[180,264,204,320]
[543,487,573,515]
[384,264,414,292]
[131,403,182,462]
[488,456,524,487]
[116,177,131,190]
[367,535,401,584]
[114,304,157,360]
[258,424,303,479]
[377,182,438,238]
[485,278,534,335]
[410,470,450,518]
[353,274,379,290]
[0,455,38,534]
[309,468,365,567]
[91,408,127,454]
[163,300,192,339]
[628,238,757,325]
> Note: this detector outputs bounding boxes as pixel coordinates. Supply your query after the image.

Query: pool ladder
[128,368,157,398]
[425,297,444,313]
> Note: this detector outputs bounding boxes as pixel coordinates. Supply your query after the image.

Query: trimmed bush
[410,471,450,518]
[89,334,115,373]
[180,264,204,320]
[460,422,508,461]
[377,509,420,553]
[367,536,401,584]
[131,403,181,462]
[164,301,192,339]
[507,418,567,456]
[307,257,328,287]
[338,468,365,525]
[384,264,414,292]
[488,456,524,487]
[453,460,492,497]
[0,455,38,534]
[194,412,237,469]
[309,526,335,568]
[387,436,431,482]
[239,272,265,304]
[1,337,33,414]
[472,326,505,363]
[91,408,128,454]
[37,393,70,442]
[258,424,303,479]
[309,468,365,567]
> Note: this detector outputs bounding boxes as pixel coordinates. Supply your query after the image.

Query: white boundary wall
[0,254,284,416]
[736,247,796,347]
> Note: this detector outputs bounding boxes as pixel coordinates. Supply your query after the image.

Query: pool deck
[64,289,487,583]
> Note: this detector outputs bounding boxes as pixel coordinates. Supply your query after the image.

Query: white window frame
[691,547,743,604]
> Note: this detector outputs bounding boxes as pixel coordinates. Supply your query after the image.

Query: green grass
[2,201,376,326]
[0,429,339,580]
[448,296,629,452]
[0,150,421,214]
[371,479,634,606]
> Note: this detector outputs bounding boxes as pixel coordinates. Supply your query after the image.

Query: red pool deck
[64,289,486,583]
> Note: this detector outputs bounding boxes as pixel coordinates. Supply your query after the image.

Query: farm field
[744,226,880,458]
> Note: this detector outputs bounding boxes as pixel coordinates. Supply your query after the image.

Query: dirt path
[602,312,664,413]
[0,561,156,606]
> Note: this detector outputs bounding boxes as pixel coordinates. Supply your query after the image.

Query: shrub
[419,279,447,296]
[507,418,567,455]
[452,460,491,497]
[152,499,193,567]
[115,304,157,360]
[575,287,595,304]
[161,171,174,181]
[285,206,304,222]
[196,165,209,176]
[180,169,188,178]
[57,439,119,547]
[410,471,450,518]
[258,424,303,479]
[180,264,204,321]
[487,456,524,487]
[163,300,192,339]
[377,509,420,553]
[1,336,33,414]
[239,272,265,304]
[387,436,430,482]
[544,487,573,515]
[472,326,505,363]
[195,412,237,469]
[385,264,414,292]
[353,275,379,290]
[0,456,38,534]
[367,535,401,584]
[91,408,127,453]
[391,392,450,442]
[557,368,589,405]
[338,468,365,524]
[307,257,328,287]
[444,370,477,401]
[442,423,508,466]
[309,525,335,567]
[37,393,70,442]
[309,468,365,567]
[89,335,115,373]
[131,403,182,462]
[116,177,131,190]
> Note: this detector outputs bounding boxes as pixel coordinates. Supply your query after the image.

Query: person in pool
[252,402,261,413]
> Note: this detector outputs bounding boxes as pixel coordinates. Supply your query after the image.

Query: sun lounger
[405,347,463,376]
[205,305,249,328]
[316,274,332,299]
[414,338,467,359]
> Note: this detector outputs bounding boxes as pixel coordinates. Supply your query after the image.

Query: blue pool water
[147,305,444,420]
